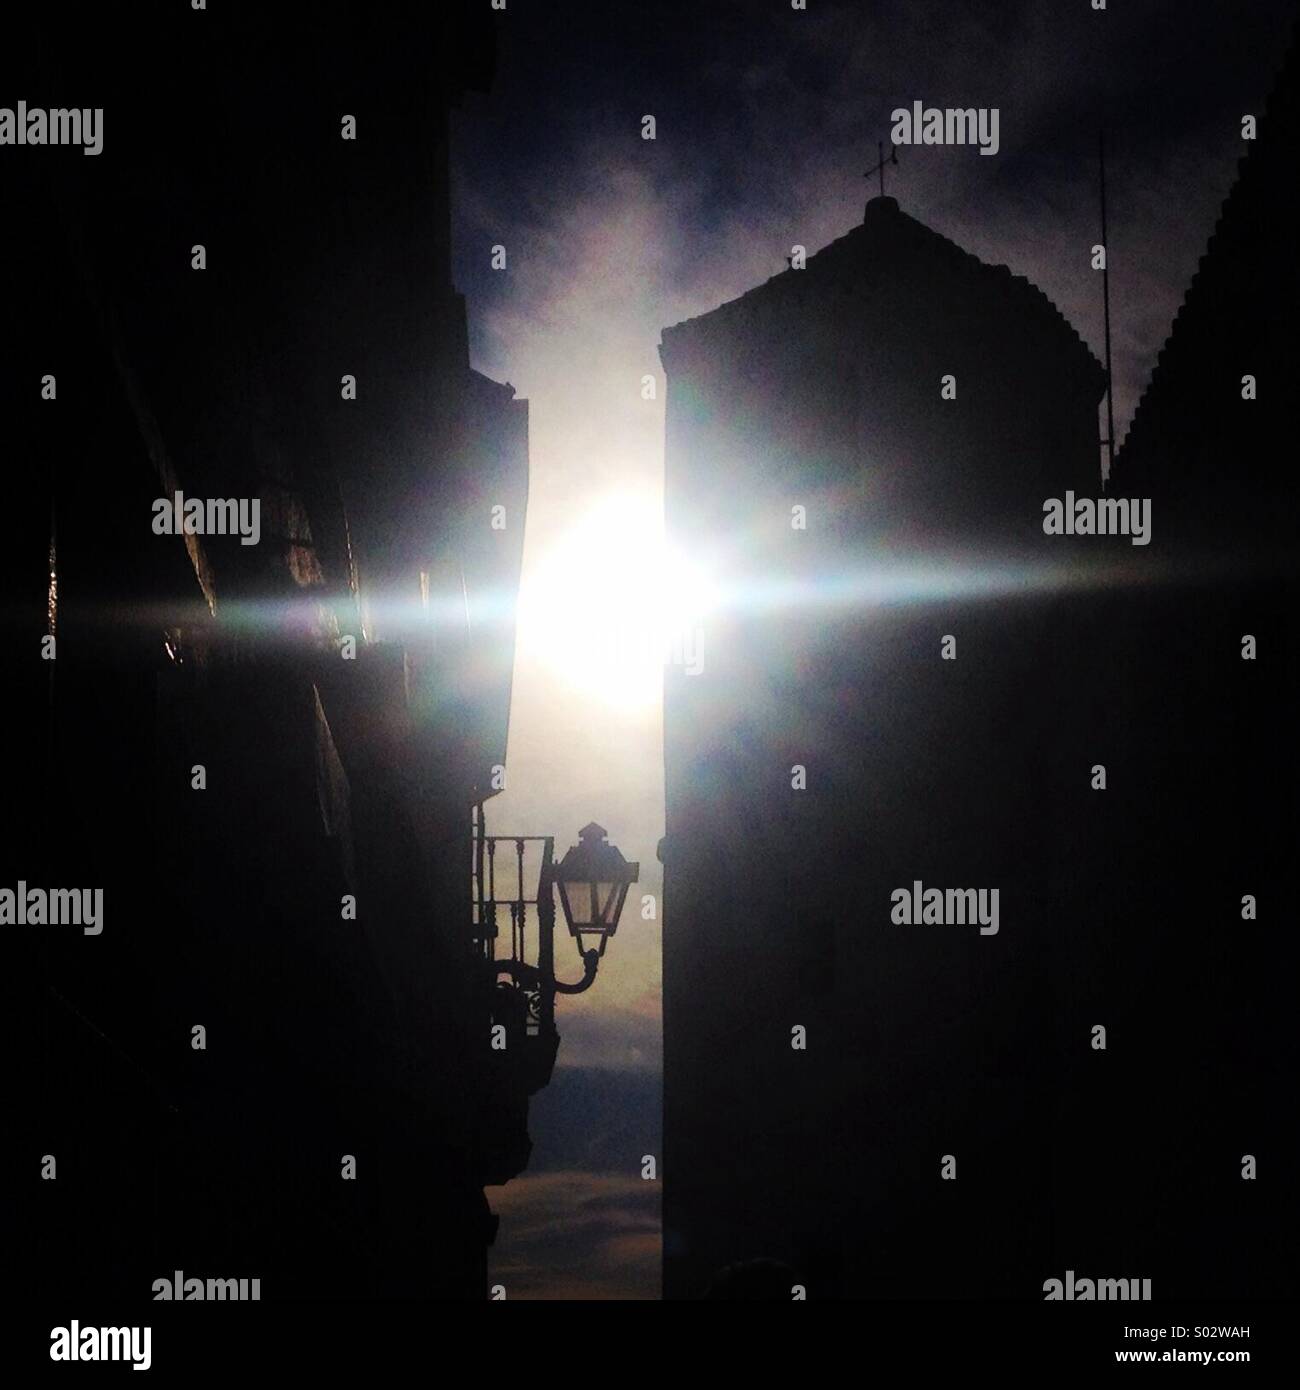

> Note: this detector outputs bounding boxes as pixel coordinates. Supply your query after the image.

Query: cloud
[456,0,1295,449]
[553,999,662,1071]
[488,1170,661,1300]
[524,1064,662,1175]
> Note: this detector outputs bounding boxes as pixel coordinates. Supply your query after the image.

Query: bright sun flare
[519,490,712,713]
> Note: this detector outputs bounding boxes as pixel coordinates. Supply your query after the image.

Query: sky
[448,0,1297,1298]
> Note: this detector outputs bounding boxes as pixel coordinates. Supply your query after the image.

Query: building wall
[662,180,1298,1297]
[1,1,534,1301]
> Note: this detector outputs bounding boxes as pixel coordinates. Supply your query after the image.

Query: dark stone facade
[661,123,1297,1299]
[1,2,536,1300]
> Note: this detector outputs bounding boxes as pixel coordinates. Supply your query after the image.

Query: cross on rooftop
[864,140,899,199]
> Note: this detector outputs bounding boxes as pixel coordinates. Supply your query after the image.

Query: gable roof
[660,196,1104,394]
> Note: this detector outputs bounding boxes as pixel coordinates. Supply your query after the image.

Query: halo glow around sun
[519,489,713,713]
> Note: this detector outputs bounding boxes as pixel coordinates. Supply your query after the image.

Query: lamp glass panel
[558,877,599,929]
[556,879,578,930]
[594,881,619,923]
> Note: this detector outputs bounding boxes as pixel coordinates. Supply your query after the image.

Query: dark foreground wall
[661,103,1298,1297]
[0,1,534,1301]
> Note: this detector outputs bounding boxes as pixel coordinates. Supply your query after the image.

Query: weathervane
[864,139,899,199]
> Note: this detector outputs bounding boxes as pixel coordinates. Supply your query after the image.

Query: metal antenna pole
[1099,130,1116,480]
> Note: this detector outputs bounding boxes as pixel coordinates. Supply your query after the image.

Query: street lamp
[473,819,639,1019]
[553,821,640,959]
[474,819,640,1099]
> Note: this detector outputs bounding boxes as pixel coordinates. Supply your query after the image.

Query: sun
[519,489,712,713]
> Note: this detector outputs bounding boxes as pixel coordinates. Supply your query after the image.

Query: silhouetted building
[1074,30,1300,1299]
[1110,30,1298,572]
[1,2,546,1300]
[661,148,1297,1297]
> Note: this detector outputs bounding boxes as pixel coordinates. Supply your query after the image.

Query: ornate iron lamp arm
[492,960,543,989]
[553,949,600,995]
[489,950,598,994]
